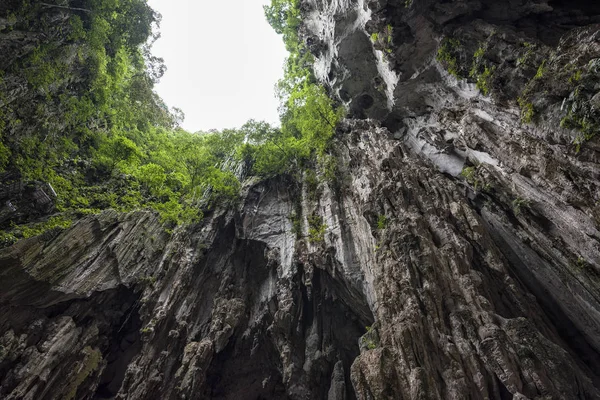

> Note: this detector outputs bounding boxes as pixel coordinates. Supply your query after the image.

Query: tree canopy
[0,0,343,246]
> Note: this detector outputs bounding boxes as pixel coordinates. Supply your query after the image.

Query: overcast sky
[147,0,288,132]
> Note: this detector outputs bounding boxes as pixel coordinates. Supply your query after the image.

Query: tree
[137,163,167,195]
[284,83,343,155]
[96,134,141,172]
[264,0,301,52]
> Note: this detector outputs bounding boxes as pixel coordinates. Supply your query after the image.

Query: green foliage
[370,25,393,54]
[469,46,484,78]
[377,214,388,230]
[518,97,535,124]
[257,1,345,177]
[137,163,167,194]
[290,212,302,238]
[461,166,482,191]
[20,216,73,238]
[237,119,295,176]
[473,46,485,60]
[475,66,494,95]
[237,73,342,178]
[68,15,86,41]
[263,0,301,53]
[461,166,476,182]
[469,42,495,95]
[319,154,338,184]
[517,42,535,66]
[512,197,530,216]
[2,215,73,244]
[96,135,141,173]
[0,231,18,247]
[534,60,546,80]
[361,326,378,350]
[0,0,251,240]
[283,83,343,156]
[308,214,327,243]
[0,0,346,245]
[437,38,461,77]
[569,70,582,84]
[561,112,598,153]
[0,136,10,172]
[305,169,320,201]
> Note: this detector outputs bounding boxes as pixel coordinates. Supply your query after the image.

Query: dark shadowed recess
[479,214,600,389]
[201,239,373,399]
[94,302,142,399]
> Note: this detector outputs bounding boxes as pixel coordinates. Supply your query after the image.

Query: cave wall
[300,0,600,397]
[1,0,600,399]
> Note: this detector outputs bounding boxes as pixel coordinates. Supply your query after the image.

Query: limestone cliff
[1,0,600,399]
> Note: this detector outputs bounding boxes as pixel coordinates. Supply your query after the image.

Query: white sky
[147,0,288,132]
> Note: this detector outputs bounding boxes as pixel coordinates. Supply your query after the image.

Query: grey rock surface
[1,0,600,399]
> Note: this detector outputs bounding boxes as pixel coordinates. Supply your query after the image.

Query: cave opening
[200,240,374,399]
[92,291,143,400]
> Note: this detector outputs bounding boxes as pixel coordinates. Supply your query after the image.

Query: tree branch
[40,3,91,13]
[316,107,335,129]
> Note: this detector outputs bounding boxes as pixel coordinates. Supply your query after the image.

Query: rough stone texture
[1,118,599,398]
[1,0,600,399]
[338,121,600,399]
[0,171,57,228]
[299,0,600,397]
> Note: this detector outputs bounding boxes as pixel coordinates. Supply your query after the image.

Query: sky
[146,0,288,132]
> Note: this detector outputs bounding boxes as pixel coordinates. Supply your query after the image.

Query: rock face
[0,171,57,228]
[2,0,600,399]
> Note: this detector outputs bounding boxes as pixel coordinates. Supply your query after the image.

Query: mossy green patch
[0,215,73,248]
[289,212,302,239]
[308,214,327,243]
[360,326,379,350]
[561,112,598,153]
[461,165,482,191]
[305,169,320,201]
[20,215,73,239]
[370,25,393,54]
[475,66,495,95]
[518,97,535,124]
[437,38,461,78]
[517,42,535,66]
[65,346,102,400]
[469,40,496,96]
[512,197,530,215]
[534,59,546,80]
[569,69,582,84]
[377,214,388,230]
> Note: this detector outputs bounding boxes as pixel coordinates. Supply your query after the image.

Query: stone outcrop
[1,0,600,399]
[0,171,57,228]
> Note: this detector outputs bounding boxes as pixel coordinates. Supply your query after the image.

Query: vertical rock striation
[1,0,600,399]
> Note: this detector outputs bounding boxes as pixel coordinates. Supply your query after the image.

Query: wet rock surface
[1,0,600,399]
